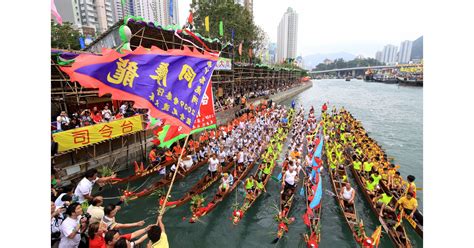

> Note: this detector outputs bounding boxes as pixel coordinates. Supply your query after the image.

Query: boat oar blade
[299,187,305,196]
[277,173,282,181]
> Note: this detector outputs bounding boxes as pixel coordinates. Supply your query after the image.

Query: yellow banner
[53,115,144,152]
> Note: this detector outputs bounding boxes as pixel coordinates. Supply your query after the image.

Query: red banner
[193,81,216,129]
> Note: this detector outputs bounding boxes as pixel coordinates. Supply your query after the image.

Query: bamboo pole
[159,134,191,216]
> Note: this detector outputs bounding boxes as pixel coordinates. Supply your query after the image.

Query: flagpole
[159,133,191,216]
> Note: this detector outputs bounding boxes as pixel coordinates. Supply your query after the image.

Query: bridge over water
[309,64,421,78]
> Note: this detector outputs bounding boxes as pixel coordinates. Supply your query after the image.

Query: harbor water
[97,79,423,247]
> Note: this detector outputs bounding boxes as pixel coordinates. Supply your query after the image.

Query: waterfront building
[381,44,398,65]
[375,51,383,63]
[277,7,298,62]
[398,40,413,63]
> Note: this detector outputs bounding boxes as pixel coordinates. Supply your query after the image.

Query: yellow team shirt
[151,232,169,248]
[397,196,418,210]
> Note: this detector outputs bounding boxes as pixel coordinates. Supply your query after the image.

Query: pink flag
[51,0,63,25]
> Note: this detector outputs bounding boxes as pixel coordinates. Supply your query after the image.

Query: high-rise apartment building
[381,44,398,65]
[76,0,115,34]
[398,40,413,63]
[133,0,157,22]
[277,7,298,62]
[55,0,83,28]
[155,0,179,26]
[375,51,383,62]
[113,0,136,20]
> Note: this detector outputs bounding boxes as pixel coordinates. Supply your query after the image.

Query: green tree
[190,0,266,62]
[51,21,82,50]
[314,57,384,71]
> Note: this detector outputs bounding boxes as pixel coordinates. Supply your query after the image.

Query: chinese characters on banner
[192,81,216,129]
[52,115,144,152]
[214,57,232,71]
[61,46,218,134]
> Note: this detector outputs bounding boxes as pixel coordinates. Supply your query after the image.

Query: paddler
[352,158,362,172]
[392,172,403,192]
[217,173,233,196]
[164,149,175,163]
[363,160,374,177]
[404,175,417,198]
[173,143,182,157]
[261,162,273,182]
[207,153,220,180]
[255,178,266,195]
[340,182,355,211]
[372,193,395,217]
[281,165,298,195]
[149,146,160,166]
[366,177,378,196]
[387,164,396,189]
[394,192,422,224]
[245,175,257,198]
[370,171,382,185]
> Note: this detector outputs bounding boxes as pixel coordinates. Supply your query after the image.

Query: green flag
[219,21,224,36]
[157,124,217,148]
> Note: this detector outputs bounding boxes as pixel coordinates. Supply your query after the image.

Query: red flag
[156,81,217,148]
[187,10,193,24]
[302,213,310,226]
[238,42,243,56]
[315,157,322,166]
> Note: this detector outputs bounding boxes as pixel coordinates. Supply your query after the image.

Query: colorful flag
[156,81,217,148]
[248,48,252,58]
[187,10,193,25]
[61,46,218,134]
[238,42,243,56]
[51,0,63,25]
[309,173,322,209]
[371,226,382,247]
[205,16,210,32]
[219,21,224,36]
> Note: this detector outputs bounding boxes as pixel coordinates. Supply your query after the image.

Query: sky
[178,0,424,58]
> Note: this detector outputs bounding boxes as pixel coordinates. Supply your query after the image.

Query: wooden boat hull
[327,165,365,244]
[125,159,208,200]
[350,166,412,248]
[166,161,236,208]
[189,159,257,222]
[379,180,423,237]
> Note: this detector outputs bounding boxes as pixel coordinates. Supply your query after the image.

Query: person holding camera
[51,201,65,248]
[58,202,88,248]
